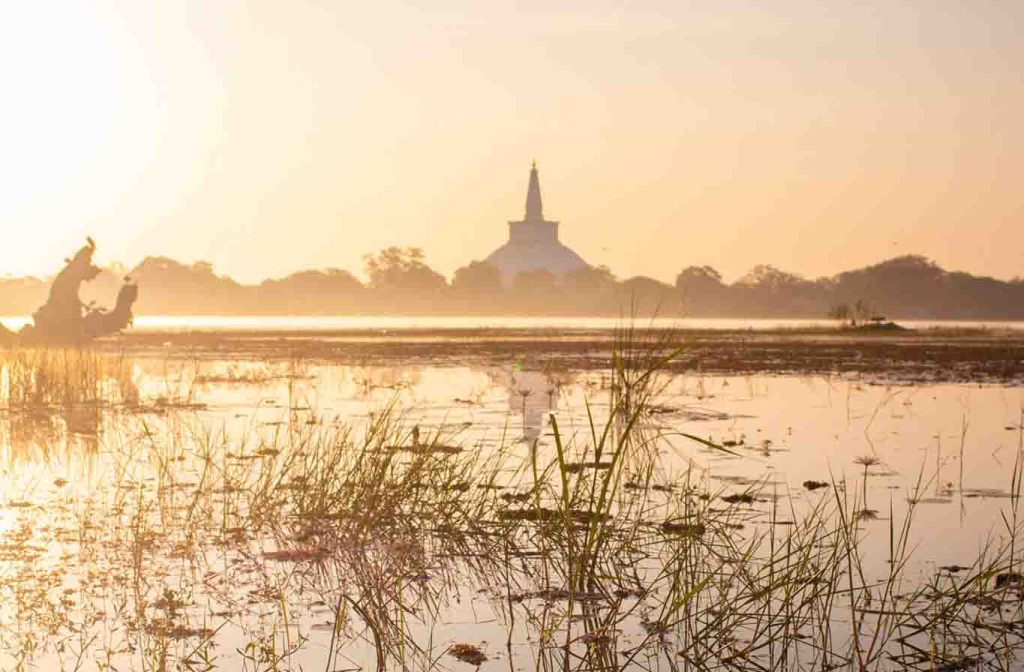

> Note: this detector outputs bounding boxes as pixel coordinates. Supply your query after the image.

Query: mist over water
[6,315,1024,334]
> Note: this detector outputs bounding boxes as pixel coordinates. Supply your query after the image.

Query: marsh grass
[0,339,1022,671]
[0,347,133,408]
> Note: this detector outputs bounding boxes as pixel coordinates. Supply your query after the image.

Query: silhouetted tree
[129,257,248,313]
[832,255,945,318]
[616,275,677,313]
[16,240,138,344]
[675,266,723,293]
[363,247,446,294]
[565,265,615,295]
[513,270,557,296]
[259,269,364,313]
[675,265,725,312]
[451,261,503,296]
[2,250,1022,319]
[737,265,809,292]
[732,264,826,315]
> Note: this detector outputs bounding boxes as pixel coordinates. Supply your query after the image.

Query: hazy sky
[1,1,1022,283]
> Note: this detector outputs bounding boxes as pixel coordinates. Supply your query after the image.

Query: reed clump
[0,346,134,408]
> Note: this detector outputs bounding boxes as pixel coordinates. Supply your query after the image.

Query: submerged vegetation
[0,337,1022,670]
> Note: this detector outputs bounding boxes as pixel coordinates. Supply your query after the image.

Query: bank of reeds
[0,347,133,407]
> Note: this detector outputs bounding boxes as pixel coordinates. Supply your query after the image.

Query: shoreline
[77,325,1024,385]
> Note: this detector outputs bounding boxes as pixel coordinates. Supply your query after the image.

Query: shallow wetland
[1,322,1024,671]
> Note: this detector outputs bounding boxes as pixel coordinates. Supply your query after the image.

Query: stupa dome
[484,162,588,283]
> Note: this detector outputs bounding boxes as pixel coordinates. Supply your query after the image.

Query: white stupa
[485,162,588,283]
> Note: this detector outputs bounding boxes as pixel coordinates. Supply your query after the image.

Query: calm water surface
[1,352,1022,670]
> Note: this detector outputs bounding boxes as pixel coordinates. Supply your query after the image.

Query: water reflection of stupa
[500,369,558,442]
[484,162,589,283]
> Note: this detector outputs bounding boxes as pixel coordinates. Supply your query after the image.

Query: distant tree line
[1,251,1022,319]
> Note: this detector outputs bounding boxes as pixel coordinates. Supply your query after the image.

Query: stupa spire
[525,160,543,221]
[488,161,588,282]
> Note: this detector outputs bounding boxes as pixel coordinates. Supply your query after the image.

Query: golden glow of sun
[0,3,159,277]
[1,3,1023,283]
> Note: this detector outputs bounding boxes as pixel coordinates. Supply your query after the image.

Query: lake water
[2,345,1023,670]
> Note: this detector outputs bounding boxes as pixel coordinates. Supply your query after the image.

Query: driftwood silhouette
[2,239,138,345]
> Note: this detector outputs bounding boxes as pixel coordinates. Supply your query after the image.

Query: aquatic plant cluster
[0,336,1023,671]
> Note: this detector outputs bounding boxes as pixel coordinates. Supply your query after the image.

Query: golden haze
[0,1,1021,283]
